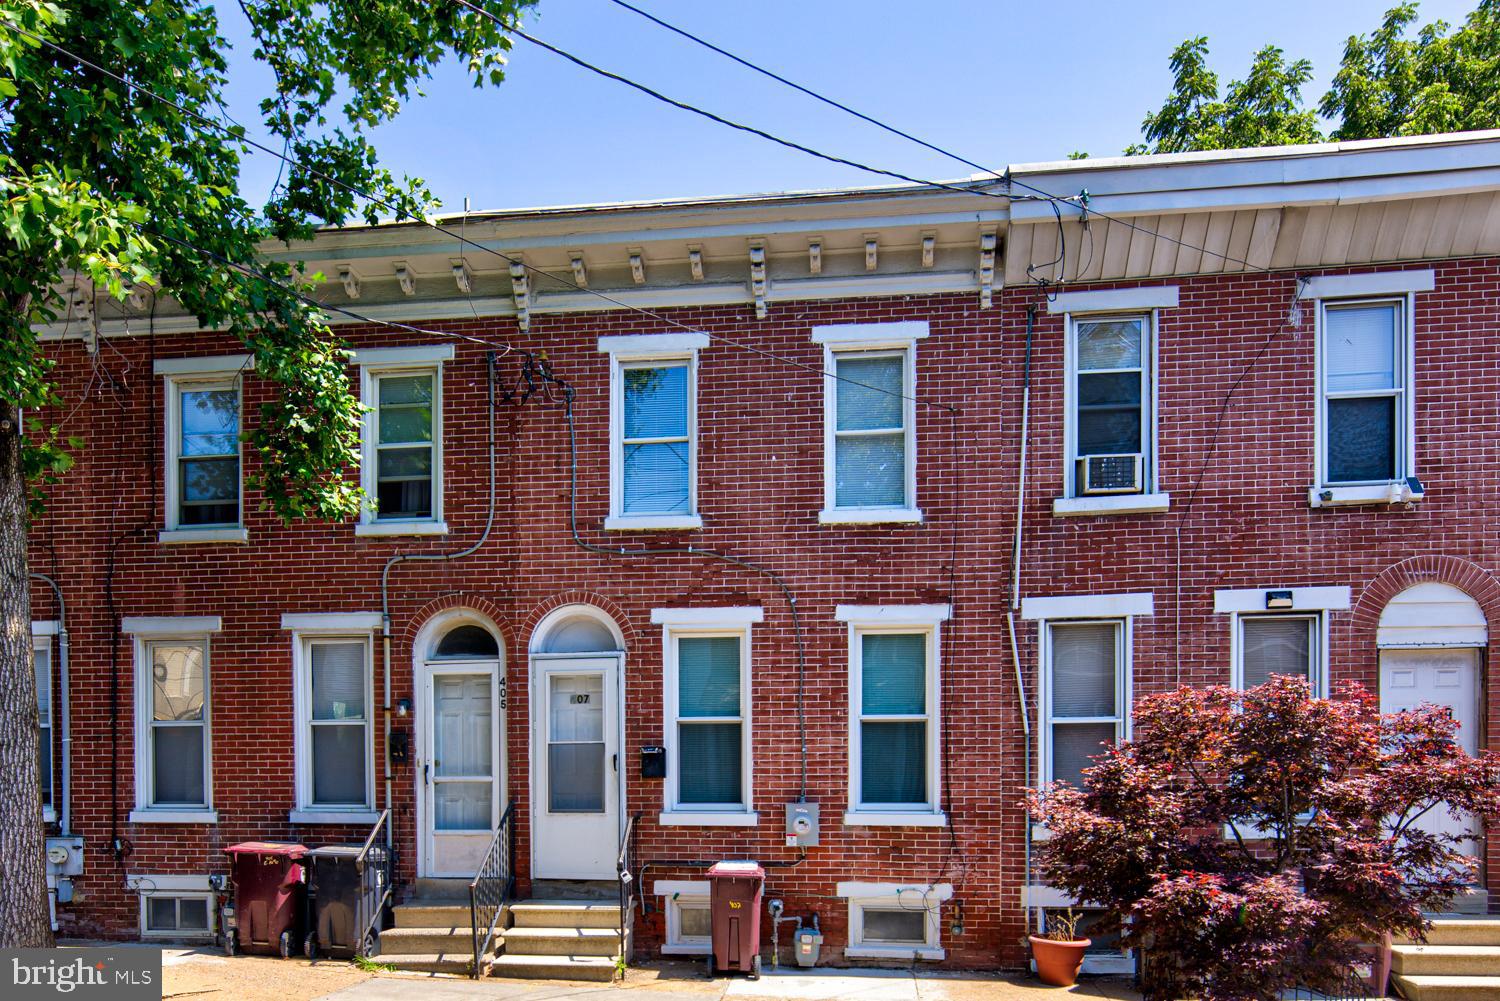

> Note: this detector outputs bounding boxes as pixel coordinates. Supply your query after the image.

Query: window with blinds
[1046,621,1123,788]
[305,638,370,807]
[673,635,744,808]
[1239,615,1317,690]
[1322,300,1404,485]
[832,351,909,509]
[373,372,435,520]
[177,383,240,527]
[857,632,929,807]
[622,362,692,515]
[146,641,210,807]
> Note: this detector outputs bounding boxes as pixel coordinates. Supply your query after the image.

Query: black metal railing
[469,800,517,979]
[617,811,642,973]
[358,809,394,956]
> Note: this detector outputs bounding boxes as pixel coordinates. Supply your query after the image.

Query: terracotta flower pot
[1029,934,1091,987]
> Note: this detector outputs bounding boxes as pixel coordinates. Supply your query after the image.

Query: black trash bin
[303,845,389,960]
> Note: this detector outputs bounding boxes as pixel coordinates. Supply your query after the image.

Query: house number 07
[571,693,591,704]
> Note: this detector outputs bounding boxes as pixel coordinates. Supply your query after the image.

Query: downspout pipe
[1006,306,1036,922]
[31,572,69,835]
[380,352,499,853]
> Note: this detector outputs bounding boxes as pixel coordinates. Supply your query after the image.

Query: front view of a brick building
[27,131,1500,975]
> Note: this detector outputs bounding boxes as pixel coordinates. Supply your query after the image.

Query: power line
[5,19,950,412]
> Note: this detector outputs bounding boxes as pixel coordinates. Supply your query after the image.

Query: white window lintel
[122,616,223,636]
[1297,269,1435,300]
[597,332,709,357]
[1048,286,1179,314]
[153,355,251,377]
[655,880,709,897]
[837,881,954,902]
[280,612,383,632]
[651,606,764,627]
[811,321,929,346]
[658,811,760,827]
[843,810,949,827]
[1022,592,1154,621]
[836,604,950,625]
[127,809,219,825]
[1213,586,1351,614]
[351,344,454,367]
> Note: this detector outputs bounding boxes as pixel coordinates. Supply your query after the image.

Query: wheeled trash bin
[303,844,390,960]
[707,860,764,978]
[223,841,307,958]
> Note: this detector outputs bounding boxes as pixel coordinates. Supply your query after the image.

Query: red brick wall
[30,257,1500,968]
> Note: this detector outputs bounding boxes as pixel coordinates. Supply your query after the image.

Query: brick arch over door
[401,593,518,657]
[522,590,638,653]
[1341,558,1500,687]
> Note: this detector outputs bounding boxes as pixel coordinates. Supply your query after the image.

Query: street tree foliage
[1027,676,1500,1001]
[0,0,537,946]
[1129,2,1500,154]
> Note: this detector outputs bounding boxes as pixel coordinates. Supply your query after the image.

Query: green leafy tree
[0,0,536,946]
[1130,2,1500,155]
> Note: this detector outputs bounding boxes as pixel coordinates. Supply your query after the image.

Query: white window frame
[837,881,952,962]
[354,345,452,537]
[1306,274,1429,507]
[156,356,250,545]
[1054,310,1169,517]
[285,613,380,822]
[130,874,216,941]
[814,322,927,525]
[654,879,711,955]
[653,607,761,826]
[1214,587,1348,697]
[1023,885,1134,975]
[838,603,949,826]
[598,333,708,531]
[1040,619,1130,787]
[32,622,56,823]
[124,616,221,824]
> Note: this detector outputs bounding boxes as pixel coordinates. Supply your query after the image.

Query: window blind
[834,354,905,508]
[1241,616,1314,689]
[1050,623,1117,718]
[623,364,690,514]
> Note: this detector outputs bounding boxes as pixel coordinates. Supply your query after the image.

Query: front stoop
[383,899,475,976]
[486,899,623,982]
[1393,919,1500,1000]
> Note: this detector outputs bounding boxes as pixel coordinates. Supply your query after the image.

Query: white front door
[532,657,621,879]
[1380,647,1483,859]
[422,665,501,877]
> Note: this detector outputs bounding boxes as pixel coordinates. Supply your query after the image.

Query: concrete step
[410,878,471,898]
[1392,973,1500,1000]
[378,950,473,976]
[487,953,618,982]
[1400,919,1500,947]
[501,926,620,957]
[531,879,618,901]
[393,901,471,928]
[379,926,471,955]
[1392,944,1500,977]
[508,900,620,930]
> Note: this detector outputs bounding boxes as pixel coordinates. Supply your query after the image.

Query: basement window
[838,881,951,961]
[136,878,215,941]
[655,880,711,955]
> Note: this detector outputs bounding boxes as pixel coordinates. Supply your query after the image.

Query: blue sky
[217,0,1479,213]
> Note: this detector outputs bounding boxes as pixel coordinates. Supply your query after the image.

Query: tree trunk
[0,400,54,946]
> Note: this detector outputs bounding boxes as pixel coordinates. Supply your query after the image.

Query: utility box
[707,861,764,978]
[794,926,823,967]
[784,802,819,847]
[223,841,307,958]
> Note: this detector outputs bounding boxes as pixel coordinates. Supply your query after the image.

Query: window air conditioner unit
[1077,454,1143,495]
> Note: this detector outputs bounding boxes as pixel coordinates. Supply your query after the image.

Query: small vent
[1078,454,1143,495]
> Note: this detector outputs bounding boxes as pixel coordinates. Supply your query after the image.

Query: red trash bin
[223,841,307,958]
[707,861,764,978]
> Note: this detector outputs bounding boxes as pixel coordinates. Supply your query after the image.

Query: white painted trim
[31,621,60,637]
[651,607,764,627]
[1047,286,1179,314]
[597,332,710,357]
[658,811,760,826]
[655,880,710,897]
[819,507,924,525]
[354,520,450,537]
[658,884,712,955]
[130,874,213,892]
[1213,587,1351,613]
[1313,294,1416,491]
[290,632,376,813]
[122,616,223,635]
[529,604,627,655]
[289,810,382,825]
[660,617,756,817]
[1037,617,1133,787]
[604,514,703,532]
[133,875,216,941]
[152,354,251,377]
[1062,311,1158,498]
[349,344,454,366]
[1052,493,1171,517]
[836,604,952,625]
[127,810,219,824]
[1308,483,1423,508]
[1022,593,1155,620]
[843,811,949,827]
[158,528,249,545]
[839,882,951,962]
[1229,611,1330,697]
[836,882,955,901]
[1297,270,1435,299]
[775,272,974,302]
[845,945,946,961]
[810,320,929,345]
[280,612,383,632]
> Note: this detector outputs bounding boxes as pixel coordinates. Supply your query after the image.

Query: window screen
[1074,318,1145,458]
[308,640,368,806]
[1048,622,1121,788]
[1240,615,1316,689]
[678,902,711,941]
[1324,301,1401,484]
[178,386,239,526]
[622,363,691,514]
[862,907,927,945]
[677,636,743,806]
[375,373,435,520]
[148,642,207,807]
[859,632,928,805]
[833,352,907,508]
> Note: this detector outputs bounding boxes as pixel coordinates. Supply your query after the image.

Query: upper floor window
[598,333,708,531]
[1320,299,1407,486]
[813,322,927,525]
[123,615,222,823]
[354,345,452,537]
[155,356,250,544]
[1068,315,1152,497]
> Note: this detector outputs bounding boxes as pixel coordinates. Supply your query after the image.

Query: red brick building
[29,131,1500,975]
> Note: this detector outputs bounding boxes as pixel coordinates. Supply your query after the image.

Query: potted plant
[1029,908,1091,987]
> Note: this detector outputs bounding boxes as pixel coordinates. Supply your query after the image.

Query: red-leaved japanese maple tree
[1026,675,1500,1001]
